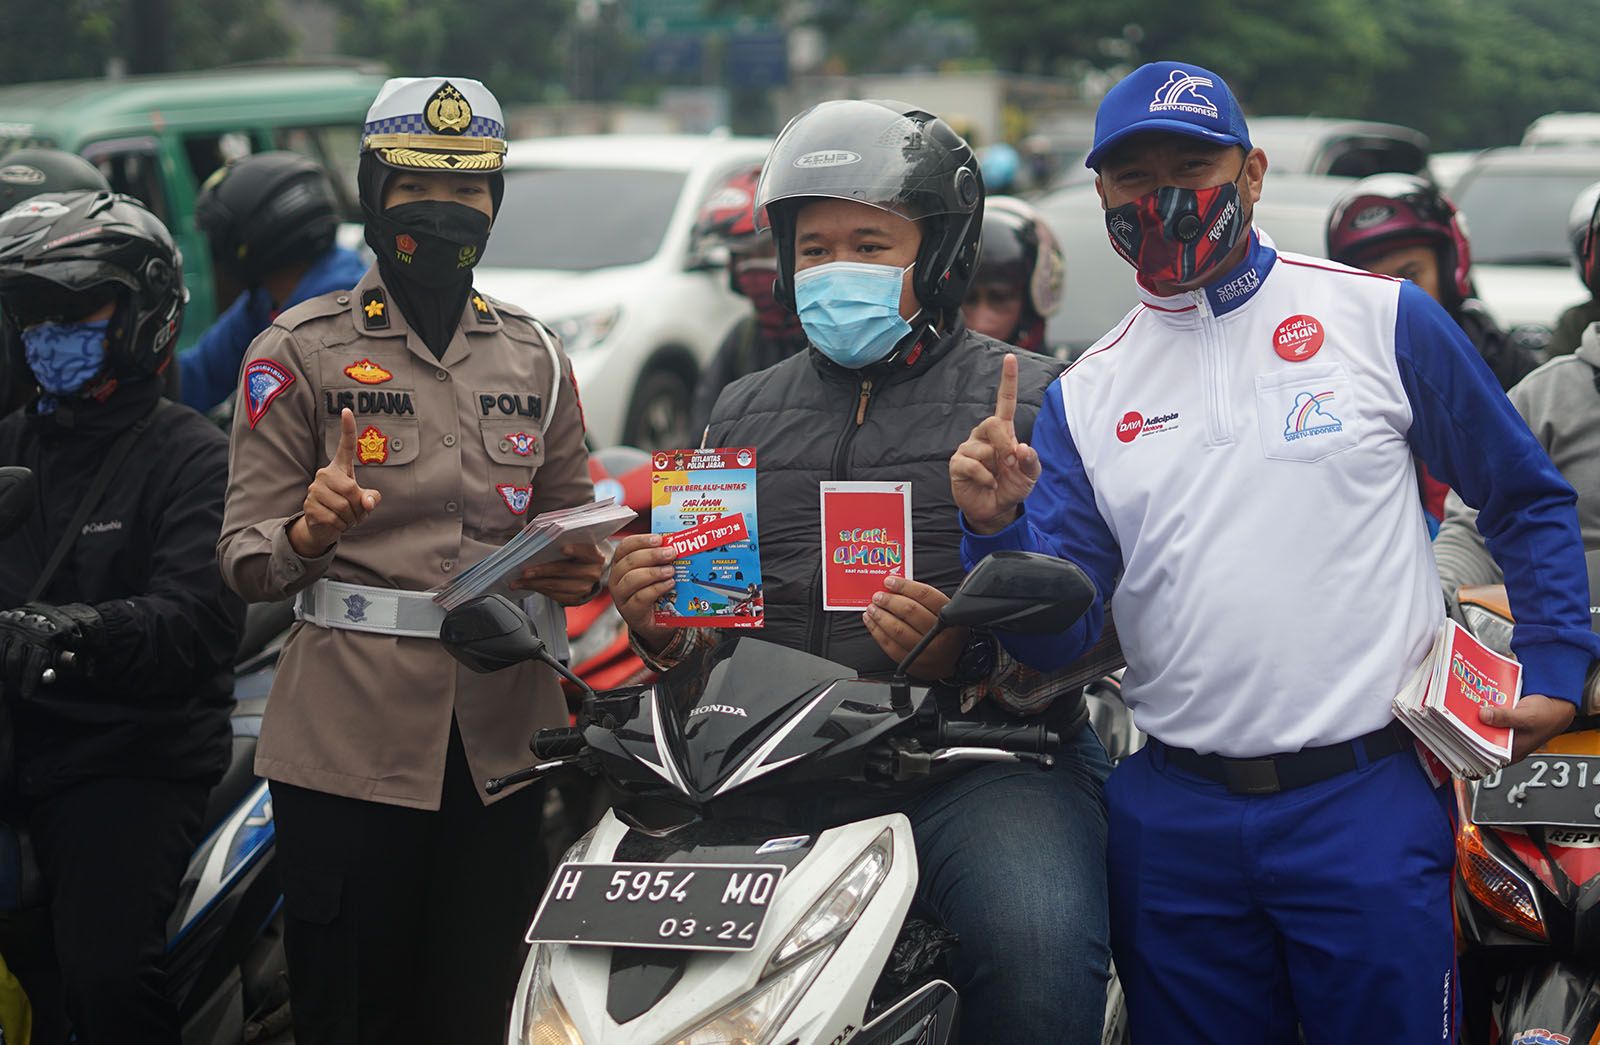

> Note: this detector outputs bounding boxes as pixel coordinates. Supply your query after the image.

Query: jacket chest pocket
[323,417,422,469]
[1254,364,1358,463]
[479,420,547,469]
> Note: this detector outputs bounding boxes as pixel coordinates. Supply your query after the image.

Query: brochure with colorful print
[819,481,913,612]
[652,447,763,629]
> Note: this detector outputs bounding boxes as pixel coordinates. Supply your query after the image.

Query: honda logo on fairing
[689,704,748,718]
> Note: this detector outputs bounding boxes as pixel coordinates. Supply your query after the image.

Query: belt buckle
[1224,758,1282,795]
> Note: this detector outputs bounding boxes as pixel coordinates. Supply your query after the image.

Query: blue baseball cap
[1084,61,1252,170]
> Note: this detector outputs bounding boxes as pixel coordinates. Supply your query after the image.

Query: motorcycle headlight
[1458,820,1546,940]
[768,828,893,973]
[670,947,831,1045]
[518,944,582,1045]
[549,307,622,354]
[1460,603,1515,658]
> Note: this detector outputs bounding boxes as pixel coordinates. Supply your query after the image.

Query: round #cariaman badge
[1273,315,1324,362]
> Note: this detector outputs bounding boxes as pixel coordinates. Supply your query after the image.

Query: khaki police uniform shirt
[218,267,593,810]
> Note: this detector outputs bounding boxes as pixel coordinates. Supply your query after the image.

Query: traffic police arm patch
[243,359,295,429]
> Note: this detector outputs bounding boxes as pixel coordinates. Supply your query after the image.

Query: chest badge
[1273,315,1325,362]
[344,358,393,385]
[357,425,389,464]
[506,431,537,456]
[497,483,533,515]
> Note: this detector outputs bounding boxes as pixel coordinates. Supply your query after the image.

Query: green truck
[0,64,387,348]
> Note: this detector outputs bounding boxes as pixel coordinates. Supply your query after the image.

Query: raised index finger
[995,353,1019,428]
[334,408,357,475]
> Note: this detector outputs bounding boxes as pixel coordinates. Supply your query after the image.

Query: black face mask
[366,201,491,290]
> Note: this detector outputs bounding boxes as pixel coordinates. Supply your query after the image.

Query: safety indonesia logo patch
[243,359,294,429]
[1115,409,1181,443]
[497,483,533,515]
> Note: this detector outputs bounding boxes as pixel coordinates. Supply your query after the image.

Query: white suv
[474,133,772,450]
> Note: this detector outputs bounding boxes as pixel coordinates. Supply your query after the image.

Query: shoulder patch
[243,359,295,429]
[272,291,349,332]
[362,288,390,330]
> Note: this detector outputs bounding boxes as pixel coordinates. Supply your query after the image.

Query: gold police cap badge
[424,82,473,135]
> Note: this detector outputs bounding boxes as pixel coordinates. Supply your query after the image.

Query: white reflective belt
[295,579,445,639]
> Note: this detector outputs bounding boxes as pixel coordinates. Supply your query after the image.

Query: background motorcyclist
[1327,173,1544,532]
[0,148,111,417]
[182,150,365,413]
[611,99,1111,1044]
[961,195,1065,354]
[1327,173,1541,391]
[688,166,808,437]
[0,190,243,1044]
[1436,185,1600,594]
[1549,181,1600,357]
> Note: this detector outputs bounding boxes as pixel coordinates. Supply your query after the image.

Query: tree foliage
[328,0,572,103]
[0,0,293,83]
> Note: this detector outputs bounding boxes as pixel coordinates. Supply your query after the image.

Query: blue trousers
[901,725,1111,1044]
[1107,742,1457,1044]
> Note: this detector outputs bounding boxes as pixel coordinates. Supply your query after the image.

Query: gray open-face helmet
[755,99,985,317]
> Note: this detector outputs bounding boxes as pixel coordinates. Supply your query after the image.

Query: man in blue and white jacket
[952,61,1600,1042]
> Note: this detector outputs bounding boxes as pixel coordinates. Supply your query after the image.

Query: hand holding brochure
[1393,619,1522,779]
[651,447,762,628]
[433,499,635,612]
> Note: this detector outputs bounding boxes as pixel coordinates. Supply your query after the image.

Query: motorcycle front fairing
[582,637,937,804]
[514,809,922,1045]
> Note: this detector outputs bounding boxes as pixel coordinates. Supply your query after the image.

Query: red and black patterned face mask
[1104,173,1247,285]
[732,257,804,342]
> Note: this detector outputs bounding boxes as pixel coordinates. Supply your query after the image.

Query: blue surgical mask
[793,261,915,369]
[23,319,110,396]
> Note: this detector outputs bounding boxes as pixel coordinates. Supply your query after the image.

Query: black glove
[0,602,105,700]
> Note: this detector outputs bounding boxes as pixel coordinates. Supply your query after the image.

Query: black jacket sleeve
[84,430,244,695]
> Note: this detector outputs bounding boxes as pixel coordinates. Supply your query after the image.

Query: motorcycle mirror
[441,594,547,674]
[0,467,36,540]
[889,551,1095,714]
[939,551,1096,634]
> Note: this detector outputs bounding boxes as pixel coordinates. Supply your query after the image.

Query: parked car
[1428,149,1482,194]
[1521,112,1600,149]
[473,133,771,451]
[1449,147,1600,330]
[0,63,385,350]
[1244,116,1430,178]
[1038,173,1354,354]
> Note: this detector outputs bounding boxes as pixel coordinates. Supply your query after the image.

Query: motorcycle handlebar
[531,727,588,760]
[936,720,1060,753]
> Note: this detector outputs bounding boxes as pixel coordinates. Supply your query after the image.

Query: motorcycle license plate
[525,862,785,952]
[1472,755,1600,828]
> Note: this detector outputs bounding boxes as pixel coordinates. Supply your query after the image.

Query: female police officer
[218,77,601,1044]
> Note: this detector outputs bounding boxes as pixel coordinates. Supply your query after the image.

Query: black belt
[1155,722,1411,795]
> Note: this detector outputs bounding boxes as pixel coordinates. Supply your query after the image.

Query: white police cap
[361,76,506,172]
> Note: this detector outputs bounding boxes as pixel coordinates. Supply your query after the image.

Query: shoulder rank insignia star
[344,358,394,385]
[471,292,494,323]
[361,289,390,330]
[357,425,389,465]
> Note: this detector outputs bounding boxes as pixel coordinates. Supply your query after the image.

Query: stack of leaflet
[1393,618,1523,779]
[433,499,635,612]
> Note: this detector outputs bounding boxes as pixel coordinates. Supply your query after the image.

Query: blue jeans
[899,724,1111,1044]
